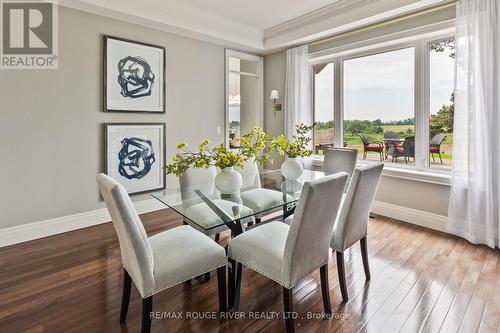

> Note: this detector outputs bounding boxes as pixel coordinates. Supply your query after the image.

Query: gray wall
[264,50,286,169]
[0,7,226,228]
[263,50,451,216]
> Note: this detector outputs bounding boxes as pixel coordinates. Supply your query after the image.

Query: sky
[314,45,455,123]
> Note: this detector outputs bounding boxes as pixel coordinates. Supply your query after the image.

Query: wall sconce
[270,90,281,117]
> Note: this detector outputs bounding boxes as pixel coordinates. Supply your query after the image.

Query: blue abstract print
[118,137,156,180]
[117,56,155,98]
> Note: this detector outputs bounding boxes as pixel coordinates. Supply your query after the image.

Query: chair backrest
[358,134,369,146]
[179,166,218,207]
[330,163,383,252]
[384,131,401,140]
[323,147,358,179]
[430,133,446,146]
[235,158,261,190]
[282,172,348,287]
[402,136,415,157]
[96,174,155,297]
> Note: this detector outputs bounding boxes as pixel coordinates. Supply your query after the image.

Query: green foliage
[314,120,334,130]
[344,120,383,135]
[429,38,456,58]
[270,123,315,158]
[430,93,454,137]
[164,127,270,176]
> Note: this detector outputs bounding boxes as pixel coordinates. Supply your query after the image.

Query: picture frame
[104,35,166,113]
[104,123,166,195]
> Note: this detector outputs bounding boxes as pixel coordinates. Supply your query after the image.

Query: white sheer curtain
[448,0,500,248]
[284,45,312,140]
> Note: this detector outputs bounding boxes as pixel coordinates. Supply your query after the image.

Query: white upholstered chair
[323,147,358,185]
[228,172,348,333]
[96,174,227,333]
[330,163,383,302]
[179,166,254,241]
[236,159,289,223]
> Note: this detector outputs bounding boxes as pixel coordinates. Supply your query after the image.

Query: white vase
[214,167,243,194]
[281,157,304,180]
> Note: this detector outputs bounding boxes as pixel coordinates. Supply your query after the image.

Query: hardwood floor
[0,210,499,333]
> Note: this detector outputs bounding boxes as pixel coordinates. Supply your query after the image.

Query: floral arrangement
[165,127,270,176]
[270,123,315,158]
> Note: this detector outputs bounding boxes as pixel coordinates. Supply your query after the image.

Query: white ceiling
[61,0,450,52]
[172,0,342,30]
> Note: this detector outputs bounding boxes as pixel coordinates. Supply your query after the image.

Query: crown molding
[264,0,377,39]
[56,0,264,53]
[263,0,451,53]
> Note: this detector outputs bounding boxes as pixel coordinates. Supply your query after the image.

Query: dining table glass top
[151,169,325,232]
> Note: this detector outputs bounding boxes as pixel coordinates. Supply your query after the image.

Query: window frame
[310,29,455,175]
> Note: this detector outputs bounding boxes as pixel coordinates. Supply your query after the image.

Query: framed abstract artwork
[104,123,166,195]
[104,35,166,113]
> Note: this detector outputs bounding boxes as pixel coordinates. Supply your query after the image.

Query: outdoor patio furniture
[359,134,384,161]
[430,133,447,164]
[383,132,401,159]
[392,136,415,164]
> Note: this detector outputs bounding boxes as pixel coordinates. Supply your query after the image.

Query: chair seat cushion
[430,146,440,153]
[184,199,253,229]
[228,221,289,286]
[240,188,288,215]
[149,225,226,293]
[395,146,405,153]
[366,144,382,149]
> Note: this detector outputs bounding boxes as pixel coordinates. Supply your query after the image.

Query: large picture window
[343,47,415,164]
[429,38,455,170]
[311,33,456,173]
[313,62,334,155]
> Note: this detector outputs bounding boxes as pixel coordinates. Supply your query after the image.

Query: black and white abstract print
[117,56,155,99]
[118,137,156,179]
[105,123,165,195]
[105,36,165,113]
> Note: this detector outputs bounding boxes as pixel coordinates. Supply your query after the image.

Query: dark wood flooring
[0,209,499,333]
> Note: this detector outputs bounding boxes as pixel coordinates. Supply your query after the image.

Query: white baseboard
[0,198,167,248]
[0,198,449,248]
[371,200,448,233]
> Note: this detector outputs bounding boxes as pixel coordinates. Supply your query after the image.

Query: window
[313,62,334,155]
[311,32,456,173]
[343,48,415,164]
[429,38,455,170]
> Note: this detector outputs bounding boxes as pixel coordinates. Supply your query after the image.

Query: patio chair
[359,134,384,161]
[392,136,414,164]
[430,133,447,164]
[383,132,401,159]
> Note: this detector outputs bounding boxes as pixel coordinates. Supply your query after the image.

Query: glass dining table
[151,169,325,236]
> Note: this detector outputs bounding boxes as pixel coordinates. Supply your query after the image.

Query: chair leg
[255,217,261,224]
[282,287,295,333]
[141,296,153,333]
[217,266,227,313]
[336,252,348,302]
[120,269,132,323]
[320,264,332,315]
[360,237,371,280]
[228,258,236,308]
[439,152,443,164]
[214,233,220,243]
[431,153,435,162]
[234,262,243,312]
